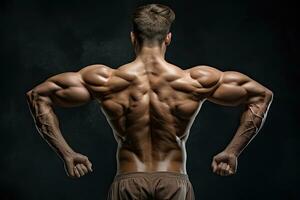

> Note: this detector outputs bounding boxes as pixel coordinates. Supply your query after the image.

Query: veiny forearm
[225,90,273,157]
[26,91,74,159]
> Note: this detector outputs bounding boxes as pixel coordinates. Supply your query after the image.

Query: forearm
[224,90,273,157]
[26,90,74,159]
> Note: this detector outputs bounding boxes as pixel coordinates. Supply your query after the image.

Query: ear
[130,31,135,45]
[165,32,172,46]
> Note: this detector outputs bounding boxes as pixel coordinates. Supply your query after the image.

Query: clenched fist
[211,151,237,176]
[63,152,93,178]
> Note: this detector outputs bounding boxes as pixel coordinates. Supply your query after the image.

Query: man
[26,3,273,200]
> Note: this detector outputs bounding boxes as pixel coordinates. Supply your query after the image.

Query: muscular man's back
[26,57,272,178]
[87,60,202,174]
[26,3,273,199]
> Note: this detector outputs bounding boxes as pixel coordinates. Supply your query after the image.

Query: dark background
[1,0,299,199]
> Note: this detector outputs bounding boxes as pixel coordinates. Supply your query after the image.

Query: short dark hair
[132,4,175,45]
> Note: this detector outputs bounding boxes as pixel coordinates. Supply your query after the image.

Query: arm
[191,66,273,176]
[26,65,110,178]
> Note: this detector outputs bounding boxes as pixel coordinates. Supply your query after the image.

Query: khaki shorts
[107,171,195,200]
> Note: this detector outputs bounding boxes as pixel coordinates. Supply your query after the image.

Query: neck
[135,44,166,63]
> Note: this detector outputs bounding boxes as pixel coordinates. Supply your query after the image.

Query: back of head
[132,4,175,45]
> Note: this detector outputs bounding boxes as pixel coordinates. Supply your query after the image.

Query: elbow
[26,90,32,96]
[26,89,52,106]
[26,90,33,102]
[25,89,40,103]
[264,89,274,103]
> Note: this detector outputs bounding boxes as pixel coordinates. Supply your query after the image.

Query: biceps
[31,73,92,107]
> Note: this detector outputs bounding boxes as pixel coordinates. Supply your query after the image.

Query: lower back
[116,139,188,174]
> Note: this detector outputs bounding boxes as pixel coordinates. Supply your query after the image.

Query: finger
[80,164,88,174]
[211,160,218,173]
[222,163,229,176]
[85,160,93,172]
[76,164,85,176]
[216,163,223,175]
[220,163,226,176]
[223,164,231,176]
[226,164,230,171]
[222,164,231,176]
[219,163,224,176]
[66,161,75,177]
[221,163,227,170]
[74,166,81,178]
[215,163,221,175]
[222,163,229,171]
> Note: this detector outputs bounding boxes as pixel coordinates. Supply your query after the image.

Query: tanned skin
[26,32,273,178]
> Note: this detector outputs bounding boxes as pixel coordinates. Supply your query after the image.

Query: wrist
[223,148,239,158]
[57,146,75,159]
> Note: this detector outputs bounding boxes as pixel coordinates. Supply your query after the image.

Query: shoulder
[188,65,223,88]
[188,66,252,86]
[79,64,113,78]
[79,64,114,86]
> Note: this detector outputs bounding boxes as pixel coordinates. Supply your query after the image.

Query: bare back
[27,55,272,178]
[83,60,204,174]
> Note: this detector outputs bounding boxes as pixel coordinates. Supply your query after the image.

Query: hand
[63,152,93,178]
[211,151,237,176]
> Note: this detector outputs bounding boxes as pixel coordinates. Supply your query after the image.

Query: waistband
[114,171,189,181]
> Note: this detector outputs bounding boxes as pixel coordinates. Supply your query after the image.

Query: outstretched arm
[191,66,273,176]
[26,66,107,178]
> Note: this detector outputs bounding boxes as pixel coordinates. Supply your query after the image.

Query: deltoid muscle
[239,103,266,139]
